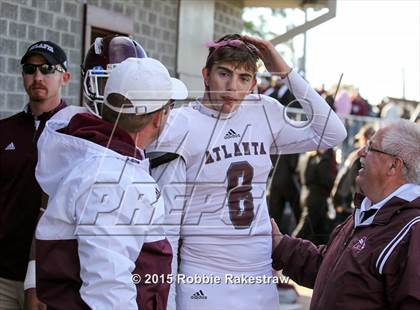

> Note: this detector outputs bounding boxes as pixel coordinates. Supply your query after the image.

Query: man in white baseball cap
[104,57,187,115]
[32,56,187,309]
[101,57,188,142]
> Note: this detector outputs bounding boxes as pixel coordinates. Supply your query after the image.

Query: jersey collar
[191,99,239,120]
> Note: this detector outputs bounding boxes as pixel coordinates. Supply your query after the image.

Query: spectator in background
[331,124,376,226]
[348,90,370,151]
[410,104,420,123]
[293,149,337,245]
[335,89,355,158]
[316,84,327,97]
[267,154,301,234]
[267,152,302,306]
[323,93,336,110]
[268,78,297,107]
[334,90,352,115]
[257,75,273,95]
[0,41,70,309]
[381,100,403,120]
[351,90,369,116]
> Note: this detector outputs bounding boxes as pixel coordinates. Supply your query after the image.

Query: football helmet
[81,35,147,116]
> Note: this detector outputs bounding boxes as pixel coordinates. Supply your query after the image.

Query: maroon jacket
[273,192,420,310]
[0,101,66,281]
[36,113,172,310]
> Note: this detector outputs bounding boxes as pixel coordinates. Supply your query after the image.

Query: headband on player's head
[204,39,244,49]
[204,36,259,70]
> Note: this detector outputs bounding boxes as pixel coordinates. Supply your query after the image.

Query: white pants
[176,265,278,310]
[0,277,24,310]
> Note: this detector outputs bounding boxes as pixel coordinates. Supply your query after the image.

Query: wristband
[23,260,36,290]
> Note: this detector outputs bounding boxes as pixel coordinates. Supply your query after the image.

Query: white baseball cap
[104,57,188,114]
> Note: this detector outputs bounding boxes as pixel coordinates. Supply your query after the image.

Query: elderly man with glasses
[272,119,420,310]
[0,40,70,309]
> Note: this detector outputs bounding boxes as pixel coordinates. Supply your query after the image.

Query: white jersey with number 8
[148,70,347,309]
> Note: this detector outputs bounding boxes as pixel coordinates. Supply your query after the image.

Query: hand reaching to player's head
[241,35,292,78]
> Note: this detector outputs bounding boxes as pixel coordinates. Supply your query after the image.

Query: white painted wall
[177,0,215,98]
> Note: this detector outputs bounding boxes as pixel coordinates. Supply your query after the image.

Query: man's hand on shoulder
[271,218,284,251]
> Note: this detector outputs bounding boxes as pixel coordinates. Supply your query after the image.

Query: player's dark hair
[205,34,259,73]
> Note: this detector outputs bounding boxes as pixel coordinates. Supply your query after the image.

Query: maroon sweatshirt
[273,192,420,310]
[36,113,172,309]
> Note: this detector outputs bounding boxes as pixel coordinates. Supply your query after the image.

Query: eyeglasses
[364,140,394,156]
[22,63,65,75]
[365,140,408,168]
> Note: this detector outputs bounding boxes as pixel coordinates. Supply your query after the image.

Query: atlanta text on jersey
[205,141,267,164]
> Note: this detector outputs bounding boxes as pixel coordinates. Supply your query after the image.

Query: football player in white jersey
[148,34,347,310]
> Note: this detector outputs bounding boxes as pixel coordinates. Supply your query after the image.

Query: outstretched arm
[271,219,327,288]
[242,35,347,153]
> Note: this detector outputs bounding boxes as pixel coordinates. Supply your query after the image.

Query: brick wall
[0,0,244,119]
[0,0,179,119]
[0,0,83,119]
[83,0,178,75]
[131,0,179,76]
[214,0,244,40]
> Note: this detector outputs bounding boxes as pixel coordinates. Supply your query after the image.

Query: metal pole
[402,68,406,99]
[302,8,308,78]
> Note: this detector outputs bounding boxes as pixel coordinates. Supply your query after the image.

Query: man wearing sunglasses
[271,119,420,309]
[0,40,70,309]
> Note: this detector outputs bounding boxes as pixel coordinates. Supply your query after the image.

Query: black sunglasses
[22,63,65,75]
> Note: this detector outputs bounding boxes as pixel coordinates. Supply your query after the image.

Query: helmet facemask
[82,36,147,117]
[83,64,116,116]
